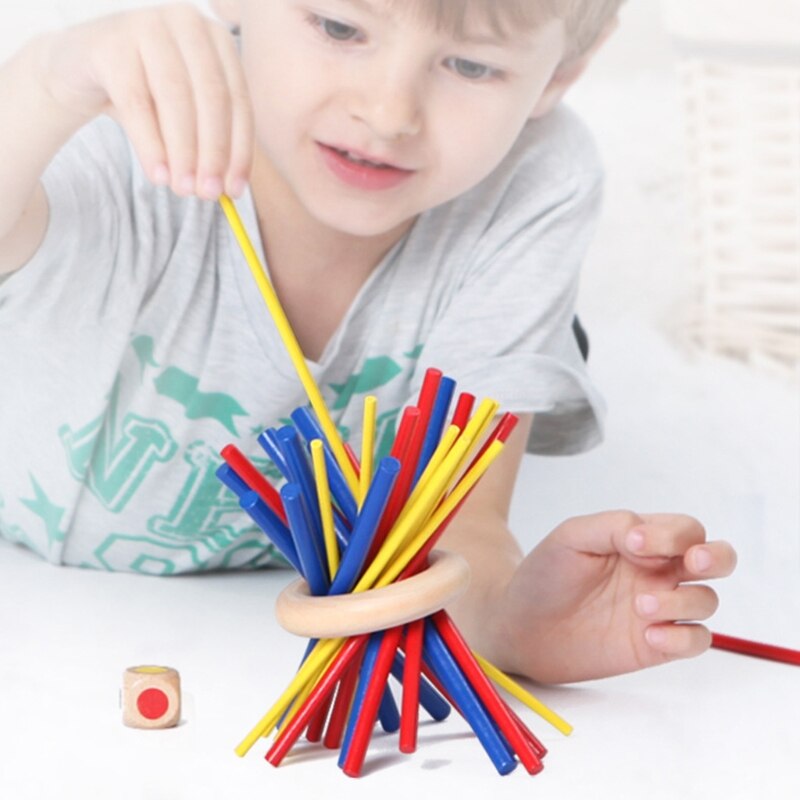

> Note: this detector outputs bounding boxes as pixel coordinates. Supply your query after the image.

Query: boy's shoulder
[503,104,603,189]
[431,104,602,239]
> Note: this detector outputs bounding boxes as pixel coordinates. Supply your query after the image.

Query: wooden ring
[275,550,471,638]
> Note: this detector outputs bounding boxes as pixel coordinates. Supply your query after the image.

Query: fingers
[96,6,252,199]
[635,584,719,623]
[622,514,737,585]
[208,21,253,197]
[678,540,737,581]
[139,16,199,196]
[100,45,169,188]
[643,623,712,660]
[624,513,707,560]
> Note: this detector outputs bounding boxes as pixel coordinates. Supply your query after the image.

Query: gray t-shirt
[0,107,605,573]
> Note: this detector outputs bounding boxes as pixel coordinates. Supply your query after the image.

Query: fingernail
[645,626,668,647]
[626,530,645,553]
[229,177,247,198]
[636,594,659,616]
[179,174,196,195]
[153,164,170,185]
[201,176,223,200]
[693,547,712,572]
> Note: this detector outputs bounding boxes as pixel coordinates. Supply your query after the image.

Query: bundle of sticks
[216,196,571,776]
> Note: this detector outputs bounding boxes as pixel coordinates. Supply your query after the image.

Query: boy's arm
[0,41,82,274]
[0,6,253,276]
[439,414,737,684]
[437,414,530,655]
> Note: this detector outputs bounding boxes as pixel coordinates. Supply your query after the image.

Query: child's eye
[308,13,362,42]
[445,57,500,82]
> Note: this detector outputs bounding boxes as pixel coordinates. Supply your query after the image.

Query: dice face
[122,666,181,729]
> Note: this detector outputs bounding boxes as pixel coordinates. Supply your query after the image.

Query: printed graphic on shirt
[0,491,43,557]
[31,335,420,573]
[154,367,248,436]
[20,476,67,550]
[60,378,178,513]
[330,356,403,409]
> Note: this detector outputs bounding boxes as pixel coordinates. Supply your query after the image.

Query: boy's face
[235,0,568,238]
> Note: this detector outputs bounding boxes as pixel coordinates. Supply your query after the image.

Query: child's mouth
[317,143,415,191]
[334,148,392,169]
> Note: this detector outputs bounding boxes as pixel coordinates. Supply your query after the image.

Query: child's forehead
[285,0,555,42]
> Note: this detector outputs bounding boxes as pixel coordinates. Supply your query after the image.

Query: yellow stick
[219,195,359,496]
[389,424,461,533]
[376,440,506,588]
[359,396,377,509]
[276,656,326,735]
[235,637,344,756]
[354,398,499,591]
[400,403,497,550]
[311,440,339,580]
[474,653,573,736]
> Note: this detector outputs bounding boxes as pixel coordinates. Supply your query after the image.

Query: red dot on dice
[137,687,169,720]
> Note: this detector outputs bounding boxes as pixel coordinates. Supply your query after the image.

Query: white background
[1,2,798,798]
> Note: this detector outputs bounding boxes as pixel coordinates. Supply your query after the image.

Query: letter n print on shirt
[59,380,178,513]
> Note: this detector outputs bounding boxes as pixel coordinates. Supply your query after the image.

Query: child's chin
[310,203,415,240]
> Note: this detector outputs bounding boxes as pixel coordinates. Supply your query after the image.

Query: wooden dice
[122,665,181,729]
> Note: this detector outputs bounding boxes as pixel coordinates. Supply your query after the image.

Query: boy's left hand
[494,511,737,683]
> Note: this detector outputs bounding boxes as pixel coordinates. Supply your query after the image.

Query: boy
[0,1,735,684]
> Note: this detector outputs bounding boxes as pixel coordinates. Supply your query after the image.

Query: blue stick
[328,457,400,595]
[423,620,517,776]
[236,490,302,574]
[257,428,290,479]
[281,483,329,596]
[413,376,456,485]
[338,631,384,769]
[391,651,451,721]
[276,426,325,554]
[377,681,400,733]
[216,462,251,498]
[291,406,358,524]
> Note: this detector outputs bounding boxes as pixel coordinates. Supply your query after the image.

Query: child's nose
[345,66,423,141]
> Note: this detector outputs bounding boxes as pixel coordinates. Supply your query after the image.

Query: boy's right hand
[38,3,253,199]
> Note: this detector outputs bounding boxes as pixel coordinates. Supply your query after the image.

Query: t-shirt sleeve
[0,117,134,326]
[414,164,607,456]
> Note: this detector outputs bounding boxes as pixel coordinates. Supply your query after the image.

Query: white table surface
[1,510,798,800]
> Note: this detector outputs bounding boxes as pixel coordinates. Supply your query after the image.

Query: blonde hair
[392,0,625,58]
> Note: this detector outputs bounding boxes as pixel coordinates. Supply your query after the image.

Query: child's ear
[209,0,242,27]
[529,16,619,119]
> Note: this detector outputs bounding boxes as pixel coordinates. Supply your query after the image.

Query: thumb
[556,510,648,558]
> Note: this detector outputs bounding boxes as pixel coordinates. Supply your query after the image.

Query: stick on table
[711,632,800,666]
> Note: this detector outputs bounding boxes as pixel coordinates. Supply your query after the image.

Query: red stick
[267,635,368,767]
[399,620,425,753]
[433,611,543,775]
[324,650,364,749]
[365,407,420,562]
[344,442,361,478]
[399,414,519,581]
[505,703,547,759]
[377,406,428,538]
[414,368,443,445]
[221,444,287,523]
[450,392,475,430]
[342,626,404,778]
[711,632,800,666]
[306,684,335,743]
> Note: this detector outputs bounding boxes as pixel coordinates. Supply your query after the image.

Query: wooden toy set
[212,196,572,777]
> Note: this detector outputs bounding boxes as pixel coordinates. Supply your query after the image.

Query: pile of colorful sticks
[216,370,571,776]
[215,196,572,777]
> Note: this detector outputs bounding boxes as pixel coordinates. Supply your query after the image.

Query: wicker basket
[662,1,800,375]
